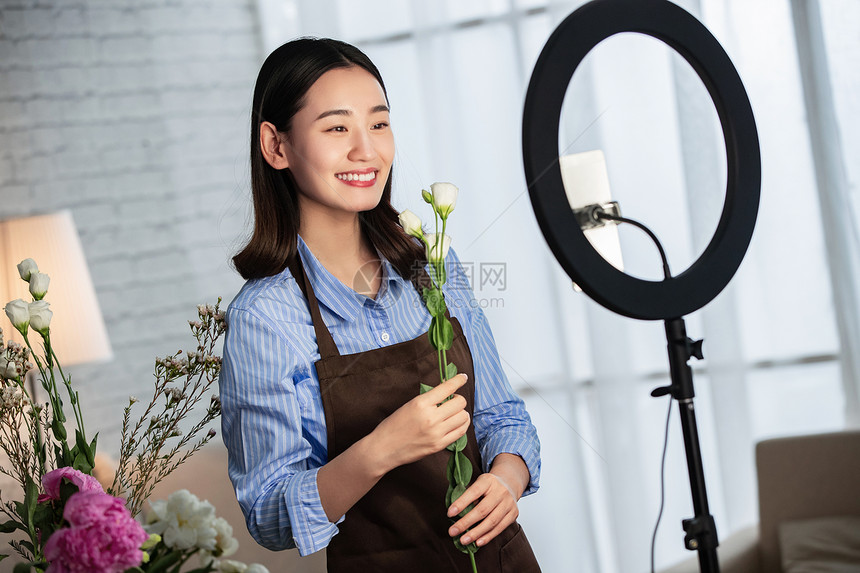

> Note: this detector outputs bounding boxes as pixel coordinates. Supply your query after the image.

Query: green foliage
[445,362,458,379]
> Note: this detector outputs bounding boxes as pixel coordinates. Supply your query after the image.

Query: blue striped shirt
[219,235,541,556]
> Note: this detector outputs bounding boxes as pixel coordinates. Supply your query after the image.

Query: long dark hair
[233,37,424,281]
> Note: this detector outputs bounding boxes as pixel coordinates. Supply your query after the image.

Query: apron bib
[289,255,540,572]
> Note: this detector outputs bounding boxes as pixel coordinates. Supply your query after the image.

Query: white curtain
[253,1,860,571]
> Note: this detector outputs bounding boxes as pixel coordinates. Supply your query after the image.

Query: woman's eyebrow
[315,105,390,121]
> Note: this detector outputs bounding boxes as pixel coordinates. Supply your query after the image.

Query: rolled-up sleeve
[219,306,340,555]
[443,249,542,497]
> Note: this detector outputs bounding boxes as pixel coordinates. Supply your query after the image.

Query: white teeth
[337,171,376,182]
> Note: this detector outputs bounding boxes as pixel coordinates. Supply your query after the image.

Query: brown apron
[288,254,541,573]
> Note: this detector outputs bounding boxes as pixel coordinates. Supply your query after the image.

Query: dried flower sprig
[109,300,227,516]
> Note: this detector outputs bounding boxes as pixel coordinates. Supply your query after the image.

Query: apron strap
[287,254,341,360]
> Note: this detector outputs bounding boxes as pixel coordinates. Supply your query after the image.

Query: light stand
[522,1,761,571]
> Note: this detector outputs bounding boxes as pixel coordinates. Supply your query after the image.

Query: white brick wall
[0,1,260,458]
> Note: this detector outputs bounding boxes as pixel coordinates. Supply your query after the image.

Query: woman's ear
[259,121,290,170]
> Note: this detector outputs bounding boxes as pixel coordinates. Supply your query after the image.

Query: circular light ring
[522,0,760,320]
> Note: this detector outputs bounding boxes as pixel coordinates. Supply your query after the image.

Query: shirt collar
[295,235,407,323]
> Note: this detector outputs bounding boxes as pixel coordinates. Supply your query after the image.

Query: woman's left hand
[446,453,529,547]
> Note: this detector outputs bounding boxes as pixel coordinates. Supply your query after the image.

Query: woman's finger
[434,393,467,420]
[439,411,470,446]
[470,505,518,547]
[459,501,511,545]
[446,473,495,520]
[423,373,468,403]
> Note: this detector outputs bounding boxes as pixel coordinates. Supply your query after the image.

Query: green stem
[441,217,448,285]
[22,334,51,396]
[51,345,85,438]
[470,552,477,572]
[438,346,445,383]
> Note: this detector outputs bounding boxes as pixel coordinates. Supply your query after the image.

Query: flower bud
[17,259,38,282]
[398,209,423,239]
[28,301,52,335]
[430,182,458,219]
[4,299,30,335]
[28,272,50,301]
[424,233,452,262]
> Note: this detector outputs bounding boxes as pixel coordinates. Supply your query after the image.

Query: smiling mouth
[336,170,377,182]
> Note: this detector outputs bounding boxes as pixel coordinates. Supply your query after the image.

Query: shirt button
[381,332,390,342]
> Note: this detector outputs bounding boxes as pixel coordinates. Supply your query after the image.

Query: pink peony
[38,467,103,503]
[44,490,148,573]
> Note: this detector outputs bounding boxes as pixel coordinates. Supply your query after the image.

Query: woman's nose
[348,129,377,161]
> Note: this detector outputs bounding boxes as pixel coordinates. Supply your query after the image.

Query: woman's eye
[327,125,347,132]
[372,122,389,130]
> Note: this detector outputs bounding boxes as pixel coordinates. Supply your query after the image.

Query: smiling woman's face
[281,65,394,223]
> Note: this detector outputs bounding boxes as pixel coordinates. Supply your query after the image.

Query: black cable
[596,211,673,280]
[591,208,676,570]
[651,396,674,573]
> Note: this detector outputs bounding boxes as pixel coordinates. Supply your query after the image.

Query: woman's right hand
[371,374,471,472]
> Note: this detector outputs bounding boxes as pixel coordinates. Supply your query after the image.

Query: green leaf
[0,520,23,533]
[419,383,434,395]
[438,317,453,350]
[60,441,71,467]
[51,417,66,441]
[450,483,467,504]
[59,479,78,505]
[75,429,95,469]
[446,434,467,453]
[13,563,34,573]
[423,287,446,317]
[454,451,472,484]
[0,555,7,562]
[72,449,92,474]
[445,362,458,380]
[31,501,53,531]
[445,483,454,507]
[23,476,38,529]
[89,432,99,463]
[446,453,455,484]
[144,551,182,573]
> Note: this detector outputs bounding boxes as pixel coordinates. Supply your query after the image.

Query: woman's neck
[299,212,381,297]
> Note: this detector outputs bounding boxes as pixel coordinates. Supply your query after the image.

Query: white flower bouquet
[0,258,268,573]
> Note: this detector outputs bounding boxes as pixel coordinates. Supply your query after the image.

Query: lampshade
[0,211,112,366]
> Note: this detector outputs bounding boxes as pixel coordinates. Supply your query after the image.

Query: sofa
[661,430,860,573]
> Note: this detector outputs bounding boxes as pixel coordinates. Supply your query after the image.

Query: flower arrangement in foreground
[399,182,480,573]
[0,259,268,573]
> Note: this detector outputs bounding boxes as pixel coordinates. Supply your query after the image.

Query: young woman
[219,37,542,572]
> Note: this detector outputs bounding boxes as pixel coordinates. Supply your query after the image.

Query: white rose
[17,259,38,282]
[430,182,458,219]
[398,209,423,239]
[28,272,50,301]
[4,300,30,334]
[28,301,52,335]
[245,565,270,573]
[217,560,247,573]
[424,233,452,262]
